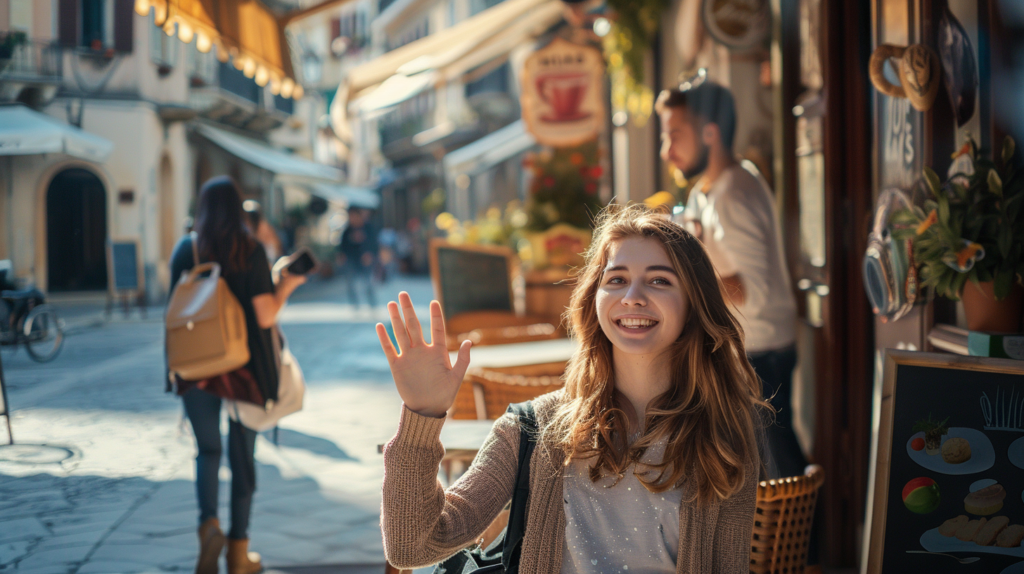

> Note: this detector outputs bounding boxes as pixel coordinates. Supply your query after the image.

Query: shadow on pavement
[267,564,383,574]
[264,428,359,462]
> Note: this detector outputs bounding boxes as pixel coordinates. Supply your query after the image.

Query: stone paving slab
[0,276,438,573]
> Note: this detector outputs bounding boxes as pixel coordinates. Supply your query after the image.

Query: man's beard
[681,143,710,180]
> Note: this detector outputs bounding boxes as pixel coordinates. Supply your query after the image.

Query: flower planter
[960,280,1024,333]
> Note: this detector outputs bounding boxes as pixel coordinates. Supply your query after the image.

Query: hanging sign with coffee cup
[520,38,605,147]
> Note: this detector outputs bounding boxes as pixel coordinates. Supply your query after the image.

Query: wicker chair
[444,310,564,351]
[750,464,825,574]
[450,361,566,420]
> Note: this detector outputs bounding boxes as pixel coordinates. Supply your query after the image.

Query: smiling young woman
[377,204,771,573]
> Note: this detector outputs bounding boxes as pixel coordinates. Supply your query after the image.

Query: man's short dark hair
[655,81,737,150]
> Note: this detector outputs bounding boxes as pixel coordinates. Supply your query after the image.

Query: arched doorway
[47,168,108,291]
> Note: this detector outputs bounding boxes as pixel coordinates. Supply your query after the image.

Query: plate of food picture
[1009,436,1024,470]
[907,417,994,475]
[920,502,1024,558]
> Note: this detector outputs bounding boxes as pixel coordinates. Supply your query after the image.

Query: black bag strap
[500,400,537,572]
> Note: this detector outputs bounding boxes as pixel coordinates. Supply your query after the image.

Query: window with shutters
[72,0,126,51]
[151,12,177,73]
[81,0,105,49]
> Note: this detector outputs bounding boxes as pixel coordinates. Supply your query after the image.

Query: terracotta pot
[960,280,1024,333]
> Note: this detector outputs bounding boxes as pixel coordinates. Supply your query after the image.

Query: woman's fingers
[429,300,446,347]
[375,323,397,364]
[451,339,472,383]
[399,292,424,346]
[387,301,411,352]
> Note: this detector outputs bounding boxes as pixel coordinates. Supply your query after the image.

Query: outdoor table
[449,337,577,369]
[378,419,496,486]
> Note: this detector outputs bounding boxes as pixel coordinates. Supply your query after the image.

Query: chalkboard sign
[107,239,141,293]
[429,240,514,318]
[865,351,1024,573]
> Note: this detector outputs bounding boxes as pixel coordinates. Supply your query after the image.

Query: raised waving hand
[376,292,471,418]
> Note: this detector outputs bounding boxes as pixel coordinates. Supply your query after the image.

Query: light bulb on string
[269,76,282,95]
[196,33,212,53]
[163,20,176,37]
[292,84,304,100]
[255,66,269,87]
[243,58,257,78]
[134,0,149,16]
[280,78,295,99]
[177,22,194,44]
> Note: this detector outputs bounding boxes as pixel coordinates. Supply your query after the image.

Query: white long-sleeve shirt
[680,161,797,353]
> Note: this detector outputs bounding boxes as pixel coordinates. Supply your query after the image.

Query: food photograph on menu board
[865,351,1024,573]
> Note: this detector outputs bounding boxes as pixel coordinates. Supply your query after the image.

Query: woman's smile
[615,314,661,333]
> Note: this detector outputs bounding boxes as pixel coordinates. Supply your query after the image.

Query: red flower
[590,166,603,178]
[585,182,598,195]
[543,176,556,188]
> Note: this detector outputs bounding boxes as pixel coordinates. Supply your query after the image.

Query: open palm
[375,292,471,418]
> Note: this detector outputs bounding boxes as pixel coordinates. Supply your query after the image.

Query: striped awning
[133,0,303,99]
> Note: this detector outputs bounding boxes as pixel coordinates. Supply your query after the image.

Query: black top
[339,222,378,265]
[169,234,279,402]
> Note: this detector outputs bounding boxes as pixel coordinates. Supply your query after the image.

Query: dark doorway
[47,168,108,291]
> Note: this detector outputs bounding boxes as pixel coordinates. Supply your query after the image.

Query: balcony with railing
[186,46,292,133]
[0,32,63,104]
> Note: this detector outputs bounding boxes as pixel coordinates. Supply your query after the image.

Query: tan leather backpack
[166,233,249,381]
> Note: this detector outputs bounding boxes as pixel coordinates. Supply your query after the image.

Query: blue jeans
[748,345,807,479]
[344,261,376,306]
[182,387,257,540]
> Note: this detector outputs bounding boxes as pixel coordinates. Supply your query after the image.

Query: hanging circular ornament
[702,0,770,51]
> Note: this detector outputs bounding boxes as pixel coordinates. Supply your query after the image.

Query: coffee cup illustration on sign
[869,43,941,112]
[536,73,591,123]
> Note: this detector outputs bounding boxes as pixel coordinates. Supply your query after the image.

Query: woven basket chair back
[449,362,566,420]
[750,464,825,574]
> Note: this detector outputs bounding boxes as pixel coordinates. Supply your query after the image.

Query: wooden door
[775,0,875,566]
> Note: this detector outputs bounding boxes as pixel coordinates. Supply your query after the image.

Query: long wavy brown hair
[544,203,771,506]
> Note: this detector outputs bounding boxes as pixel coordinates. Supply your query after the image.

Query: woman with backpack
[377,204,769,573]
[168,176,305,574]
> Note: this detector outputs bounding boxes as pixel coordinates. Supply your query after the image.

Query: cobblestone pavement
[0,275,436,573]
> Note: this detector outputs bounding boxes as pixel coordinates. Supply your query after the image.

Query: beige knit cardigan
[381,391,757,573]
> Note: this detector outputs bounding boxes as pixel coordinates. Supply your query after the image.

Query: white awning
[310,183,381,209]
[0,105,113,162]
[331,0,563,134]
[197,124,343,184]
[444,120,536,177]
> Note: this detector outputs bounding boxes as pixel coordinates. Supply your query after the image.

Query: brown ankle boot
[226,538,262,574]
[196,518,225,574]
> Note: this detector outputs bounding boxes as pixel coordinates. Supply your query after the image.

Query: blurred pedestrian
[242,200,283,264]
[337,208,377,307]
[656,80,804,480]
[168,176,305,574]
[376,205,766,571]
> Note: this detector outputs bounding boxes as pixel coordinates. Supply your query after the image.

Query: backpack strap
[190,231,200,267]
[501,400,537,572]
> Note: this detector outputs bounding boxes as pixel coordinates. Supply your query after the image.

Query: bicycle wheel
[23,304,64,362]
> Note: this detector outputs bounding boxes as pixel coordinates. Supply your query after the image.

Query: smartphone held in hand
[276,248,319,276]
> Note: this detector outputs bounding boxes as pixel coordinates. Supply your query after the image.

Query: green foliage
[603,0,670,126]
[892,137,1023,300]
[912,414,949,435]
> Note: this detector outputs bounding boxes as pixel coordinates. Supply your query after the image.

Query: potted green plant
[892,136,1023,332]
[0,31,27,73]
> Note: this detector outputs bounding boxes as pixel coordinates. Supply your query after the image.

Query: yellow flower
[916,210,938,235]
[956,243,983,269]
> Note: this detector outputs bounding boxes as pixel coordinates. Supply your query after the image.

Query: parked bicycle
[0,262,63,363]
